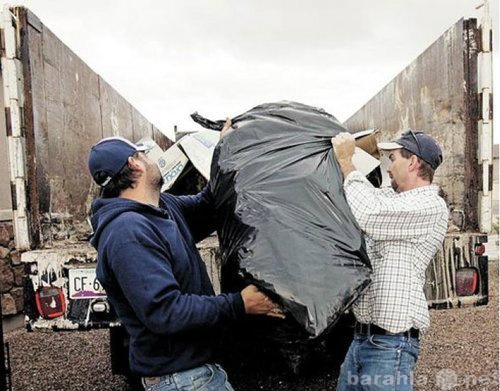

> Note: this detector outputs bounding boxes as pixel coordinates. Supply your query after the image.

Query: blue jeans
[141,363,234,391]
[336,334,420,391]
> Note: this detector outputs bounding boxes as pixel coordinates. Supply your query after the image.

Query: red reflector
[35,287,66,319]
[455,268,479,296]
[474,244,486,256]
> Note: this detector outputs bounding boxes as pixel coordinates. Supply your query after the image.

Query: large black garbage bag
[192,101,371,366]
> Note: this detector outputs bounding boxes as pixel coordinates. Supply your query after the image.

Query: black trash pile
[192,101,372,371]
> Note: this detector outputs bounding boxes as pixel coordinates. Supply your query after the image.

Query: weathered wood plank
[153,125,174,150]
[0,73,12,218]
[22,10,47,245]
[99,78,134,140]
[132,109,153,141]
[42,27,64,181]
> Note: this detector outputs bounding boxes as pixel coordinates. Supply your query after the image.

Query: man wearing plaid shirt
[331,130,449,391]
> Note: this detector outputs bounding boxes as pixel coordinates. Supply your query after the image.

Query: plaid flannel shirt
[344,171,448,333]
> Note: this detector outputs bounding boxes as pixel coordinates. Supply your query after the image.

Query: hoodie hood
[90,197,167,248]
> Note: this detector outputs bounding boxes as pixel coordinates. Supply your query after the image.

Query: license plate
[68,268,106,299]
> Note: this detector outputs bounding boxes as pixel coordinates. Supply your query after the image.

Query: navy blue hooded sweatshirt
[90,187,245,376]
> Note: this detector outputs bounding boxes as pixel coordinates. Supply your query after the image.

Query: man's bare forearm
[336,158,356,180]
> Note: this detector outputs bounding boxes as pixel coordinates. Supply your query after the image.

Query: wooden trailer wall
[16,8,172,247]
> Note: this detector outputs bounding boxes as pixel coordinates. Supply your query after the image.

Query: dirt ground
[4,261,498,391]
[414,260,499,391]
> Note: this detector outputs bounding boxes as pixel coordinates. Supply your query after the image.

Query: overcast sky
[12,0,499,141]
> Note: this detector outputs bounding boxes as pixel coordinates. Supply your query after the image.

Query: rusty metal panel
[344,19,479,230]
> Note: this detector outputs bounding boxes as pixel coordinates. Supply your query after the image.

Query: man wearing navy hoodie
[88,130,282,390]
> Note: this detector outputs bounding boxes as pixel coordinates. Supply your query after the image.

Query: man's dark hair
[94,153,140,198]
[400,148,435,182]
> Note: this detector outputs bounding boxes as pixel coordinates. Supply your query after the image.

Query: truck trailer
[0,4,172,332]
[0,3,493,384]
[344,9,493,309]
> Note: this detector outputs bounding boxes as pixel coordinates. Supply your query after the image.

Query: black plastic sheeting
[192,101,372,366]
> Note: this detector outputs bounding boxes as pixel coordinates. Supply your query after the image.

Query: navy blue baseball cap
[378,129,443,170]
[88,136,150,187]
